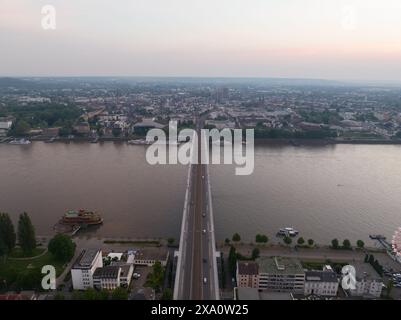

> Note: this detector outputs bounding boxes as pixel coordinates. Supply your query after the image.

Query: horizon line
[2,75,401,86]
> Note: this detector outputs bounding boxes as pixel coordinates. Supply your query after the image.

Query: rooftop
[305,270,338,283]
[93,266,120,279]
[134,248,169,262]
[73,249,101,269]
[133,119,165,128]
[237,261,259,275]
[236,288,260,300]
[256,257,304,275]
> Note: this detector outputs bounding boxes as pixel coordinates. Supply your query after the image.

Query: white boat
[9,138,31,145]
[277,227,299,237]
[127,139,152,145]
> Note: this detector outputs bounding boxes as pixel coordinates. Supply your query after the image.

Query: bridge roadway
[173,123,219,300]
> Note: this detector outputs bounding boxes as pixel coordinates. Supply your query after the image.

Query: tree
[283,236,292,246]
[48,234,76,262]
[228,246,237,277]
[111,287,128,300]
[251,247,260,260]
[307,239,314,247]
[331,238,339,249]
[387,280,394,298]
[297,237,305,246]
[0,237,8,259]
[167,238,175,246]
[232,233,241,242]
[343,239,351,249]
[255,234,268,244]
[14,120,30,136]
[146,262,165,293]
[17,212,36,254]
[224,238,230,245]
[0,213,16,254]
[82,288,99,300]
[54,293,65,300]
[161,288,173,300]
[356,240,365,249]
[71,291,84,300]
[98,289,110,300]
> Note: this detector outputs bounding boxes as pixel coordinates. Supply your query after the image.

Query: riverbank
[2,136,400,146]
[254,138,401,146]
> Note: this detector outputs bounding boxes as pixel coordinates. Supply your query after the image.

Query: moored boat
[9,138,31,145]
[61,209,103,226]
[127,139,152,145]
[277,227,299,237]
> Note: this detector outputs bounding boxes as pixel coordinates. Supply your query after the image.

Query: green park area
[1,212,75,292]
[0,247,66,291]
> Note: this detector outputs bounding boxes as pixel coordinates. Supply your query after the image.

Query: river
[1,142,400,245]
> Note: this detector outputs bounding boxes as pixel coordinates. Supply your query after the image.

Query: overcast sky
[1,0,401,81]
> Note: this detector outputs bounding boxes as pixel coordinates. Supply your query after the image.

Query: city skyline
[1,0,401,81]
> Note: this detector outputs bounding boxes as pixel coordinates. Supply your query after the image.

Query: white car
[203,277,207,284]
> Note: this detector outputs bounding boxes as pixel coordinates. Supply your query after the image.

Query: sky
[1,0,401,81]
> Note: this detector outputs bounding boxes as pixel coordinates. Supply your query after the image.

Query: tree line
[0,212,36,257]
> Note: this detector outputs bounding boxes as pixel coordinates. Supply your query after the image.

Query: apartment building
[236,257,305,293]
[236,261,259,288]
[304,265,339,296]
[71,249,103,290]
[348,262,383,298]
[93,266,121,290]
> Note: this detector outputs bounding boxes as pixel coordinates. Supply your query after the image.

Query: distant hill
[0,77,34,88]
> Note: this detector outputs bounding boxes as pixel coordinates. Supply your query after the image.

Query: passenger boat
[61,209,103,226]
[9,138,31,145]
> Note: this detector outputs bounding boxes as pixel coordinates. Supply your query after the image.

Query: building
[347,262,383,298]
[304,266,339,296]
[0,117,13,137]
[235,287,294,300]
[236,261,259,288]
[133,118,165,135]
[257,257,305,293]
[235,287,260,300]
[73,122,91,135]
[119,264,134,288]
[133,248,169,267]
[236,257,305,293]
[42,127,60,137]
[71,249,103,290]
[93,262,134,290]
[93,266,121,290]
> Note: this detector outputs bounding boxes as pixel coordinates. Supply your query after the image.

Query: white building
[71,249,103,290]
[133,248,169,267]
[119,264,134,288]
[93,264,134,290]
[304,266,339,296]
[348,262,383,298]
[0,118,13,138]
[93,266,121,290]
